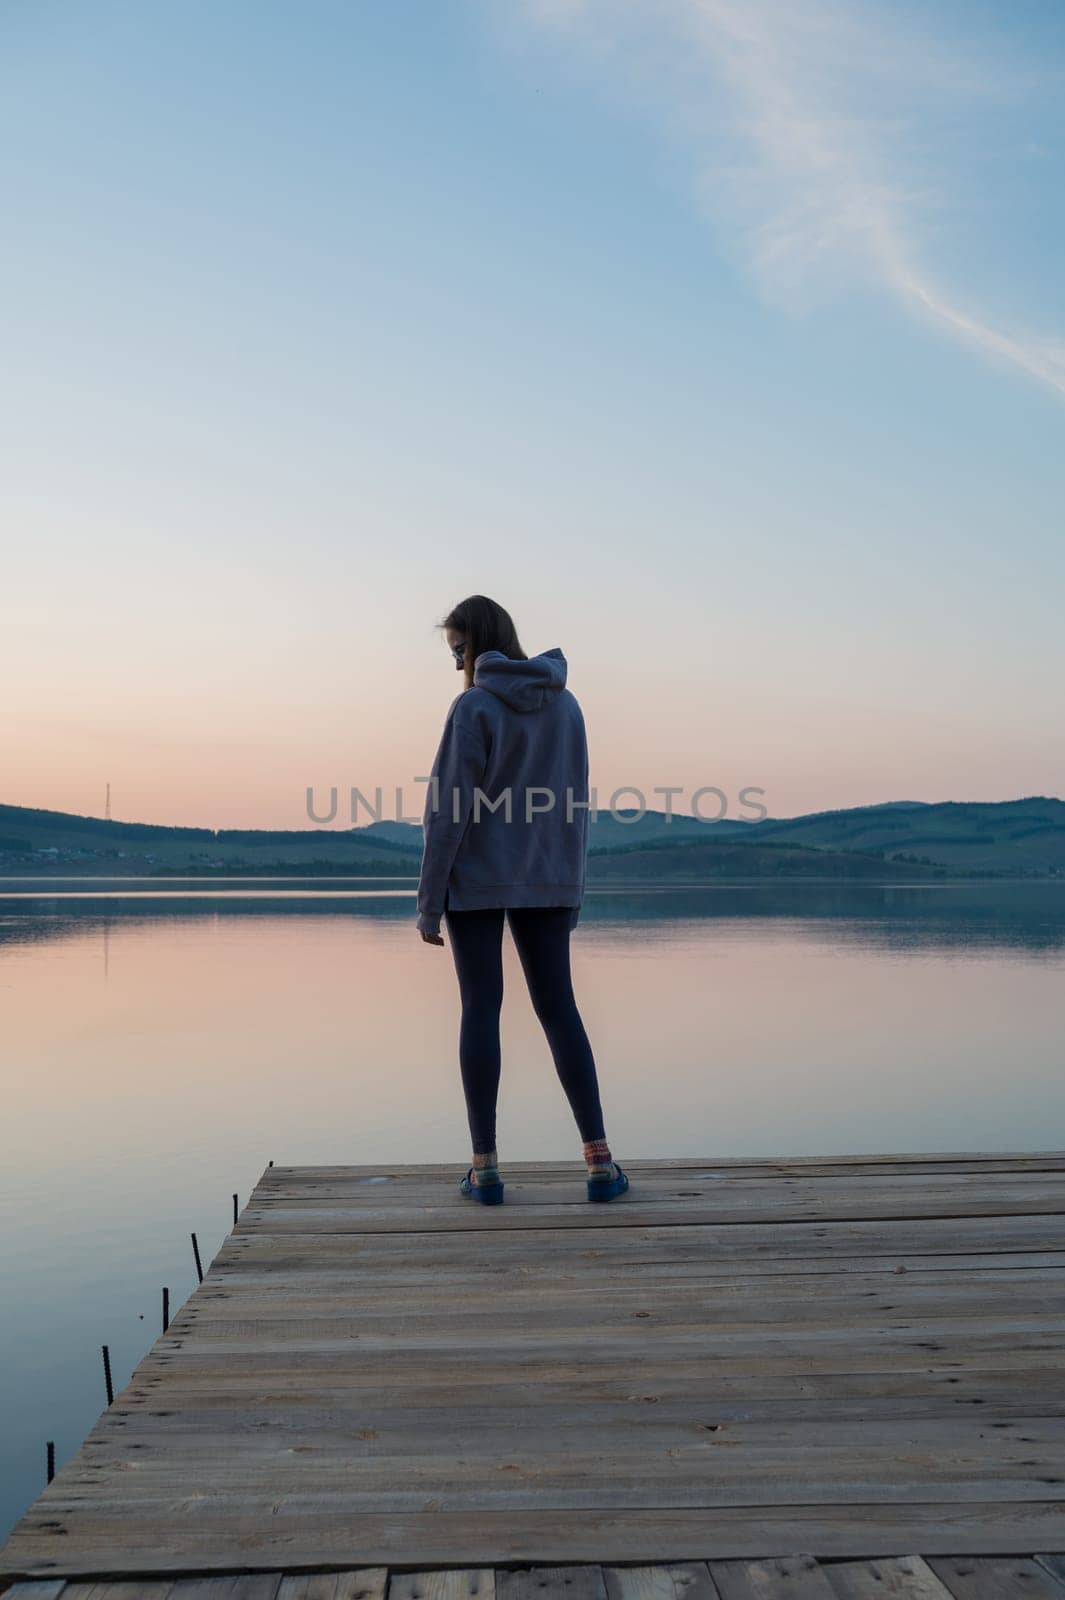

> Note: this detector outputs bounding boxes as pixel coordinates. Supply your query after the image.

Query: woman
[417,594,628,1207]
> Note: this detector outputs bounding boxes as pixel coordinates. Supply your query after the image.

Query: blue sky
[2,0,1063,824]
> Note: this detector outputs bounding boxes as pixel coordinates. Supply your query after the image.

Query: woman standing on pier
[416,594,627,1207]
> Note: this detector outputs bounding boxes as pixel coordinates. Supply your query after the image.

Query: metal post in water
[162,1286,169,1332]
[46,1441,55,1483]
[232,1192,238,1226]
[191,1231,203,1283]
[101,1344,114,1405]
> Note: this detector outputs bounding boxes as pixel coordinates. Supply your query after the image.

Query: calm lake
[2,876,1064,1538]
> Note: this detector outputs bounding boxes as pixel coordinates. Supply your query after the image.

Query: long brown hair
[438,595,527,690]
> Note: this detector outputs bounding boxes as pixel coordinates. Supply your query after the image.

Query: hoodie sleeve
[416,706,488,937]
[569,715,591,932]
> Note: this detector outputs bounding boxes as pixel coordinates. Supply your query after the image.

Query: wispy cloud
[516,0,1065,398]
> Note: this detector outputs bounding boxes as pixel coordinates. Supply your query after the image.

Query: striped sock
[471,1149,500,1187]
[583,1138,615,1180]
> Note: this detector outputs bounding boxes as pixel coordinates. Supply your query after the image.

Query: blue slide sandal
[460,1167,505,1205]
[587,1161,629,1202]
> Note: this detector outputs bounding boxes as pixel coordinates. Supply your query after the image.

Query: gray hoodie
[416,648,589,936]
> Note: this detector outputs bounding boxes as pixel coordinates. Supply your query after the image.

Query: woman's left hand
[420,929,445,947]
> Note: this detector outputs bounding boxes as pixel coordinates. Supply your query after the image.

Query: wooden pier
[3,1151,1065,1596]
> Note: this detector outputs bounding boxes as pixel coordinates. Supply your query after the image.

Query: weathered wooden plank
[27,1462,1065,1511]
[168,1579,282,1599]
[388,1573,494,1600]
[121,1325,1064,1377]
[191,1273,1064,1306]
[202,1251,1065,1281]
[244,1174,1065,1204]
[3,1583,69,1599]
[209,1255,1065,1289]
[142,1337,1061,1377]
[266,1154,1065,1167]
[160,1317,1063,1354]
[61,1584,175,1599]
[243,1167,1065,1203]
[603,1565,718,1600]
[249,1177,1065,1206]
[706,1556,838,1600]
[233,1196,1065,1235]
[68,1415,1065,1468]
[170,1266,1065,1313]
[94,1395,1065,1439]
[213,1215,1065,1268]
[497,1569,605,1600]
[822,1555,960,1600]
[254,1154,1065,1176]
[198,1250,1065,1279]
[166,1284,1065,1341]
[924,1556,1065,1600]
[1033,1557,1065,1589]
[102,1406,1059,1452]
[275,1572,387,1599]
[240,1195,1065,1219]
[6,1501,1065,1575]
[117,1357,1065,1394]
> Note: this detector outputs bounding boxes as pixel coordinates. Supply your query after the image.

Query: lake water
[2,876,1064,1540]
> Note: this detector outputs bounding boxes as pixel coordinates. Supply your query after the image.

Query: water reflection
[2,877,1064,956]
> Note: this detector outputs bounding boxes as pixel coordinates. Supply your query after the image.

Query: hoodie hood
[473,647,568,713]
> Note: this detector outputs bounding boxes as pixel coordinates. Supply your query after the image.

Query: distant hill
[360,811,727,849]
[1,796,1062,878]
[745,797,1065,875]
[585,835,955,882]
[0,804,423,876]
[358,797,1065,875]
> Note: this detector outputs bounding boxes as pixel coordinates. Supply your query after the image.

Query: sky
[2,0,1063,827]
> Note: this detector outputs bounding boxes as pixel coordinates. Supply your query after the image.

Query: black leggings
[444,905,606,1155]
